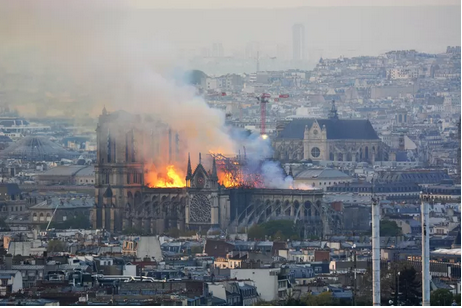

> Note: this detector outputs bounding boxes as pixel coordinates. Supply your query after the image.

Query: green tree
[248,224,265,240]
[253,300,280,306]
[47,240,67,253]
[248,220,299,241]
[302,292,334,306]
[284,297,304,306]
[380,220,402,237]
[397,266,421,306]
[431,289,454,306]
[273,230,285,241]
[454,294,461,306]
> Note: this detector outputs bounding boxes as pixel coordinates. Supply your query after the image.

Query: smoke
[227,128,305,189]
[0,0,237,162]
[0,1,313,189]
[260,161,293,189]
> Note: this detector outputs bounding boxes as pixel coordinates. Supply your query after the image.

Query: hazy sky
[129,0,460,9]
[0,0,460,116]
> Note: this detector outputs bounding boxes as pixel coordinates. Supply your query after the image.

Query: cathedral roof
[277,118,380,140]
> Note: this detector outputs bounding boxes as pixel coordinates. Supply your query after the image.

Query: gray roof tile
[277,118,379,140]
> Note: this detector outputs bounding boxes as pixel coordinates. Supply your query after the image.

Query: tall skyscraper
[292,23,305,61]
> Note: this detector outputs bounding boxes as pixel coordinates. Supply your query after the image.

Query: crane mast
[257,93,270,137]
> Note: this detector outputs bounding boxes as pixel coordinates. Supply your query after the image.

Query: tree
[454,294,461,306]
[431,289,454,306]
[253,300,280,306]
[47,240,67,253]
[381,220,402,237]
[302,292,334,306]
[284,297,304,306]
[122,227,144,235]
[248,224,265,240]
[397,266,421,306]
[248,220,299,241]
[273,230,285,241]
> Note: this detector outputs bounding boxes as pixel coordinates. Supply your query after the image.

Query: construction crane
[256,93,270,138]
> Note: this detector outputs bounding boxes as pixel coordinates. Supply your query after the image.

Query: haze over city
[0,0,459,306]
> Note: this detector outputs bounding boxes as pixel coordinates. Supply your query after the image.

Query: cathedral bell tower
[93,108,144,233]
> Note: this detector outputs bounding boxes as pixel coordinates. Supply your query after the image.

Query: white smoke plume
[0,0,313,189]
[0,0,236,164]
[260,161,294,189]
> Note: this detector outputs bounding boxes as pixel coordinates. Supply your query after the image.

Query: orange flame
[218,170,240,188]
[145,164,186,188]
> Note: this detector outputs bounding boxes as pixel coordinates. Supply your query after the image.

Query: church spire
[289,165,293,177]
[328,100,338,120]
[186,153,192,180]
[102,105,107,115]
[211,157,218,181]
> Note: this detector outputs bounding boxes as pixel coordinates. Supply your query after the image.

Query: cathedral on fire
[92,109,339,236]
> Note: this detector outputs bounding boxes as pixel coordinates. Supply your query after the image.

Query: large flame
[145,164,186,188]
[218,170,240,188]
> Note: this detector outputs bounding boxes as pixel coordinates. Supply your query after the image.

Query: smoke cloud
[0,0,238,162]
[228,128,312,189]
[0,1,311,189]
[260,161,293,189]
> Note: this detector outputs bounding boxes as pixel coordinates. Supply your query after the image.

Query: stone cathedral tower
[93,108,145,232]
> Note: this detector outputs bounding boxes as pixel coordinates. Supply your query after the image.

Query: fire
[145,164,186,188]
[218,170,240,188]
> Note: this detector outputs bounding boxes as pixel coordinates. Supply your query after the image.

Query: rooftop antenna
[371,177,381,306]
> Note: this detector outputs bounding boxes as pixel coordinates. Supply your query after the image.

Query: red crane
[257,93,270,137]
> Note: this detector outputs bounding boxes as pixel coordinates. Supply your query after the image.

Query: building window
[311,147,321,158]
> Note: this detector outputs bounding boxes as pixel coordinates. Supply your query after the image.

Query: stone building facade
[273,102,389,163]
